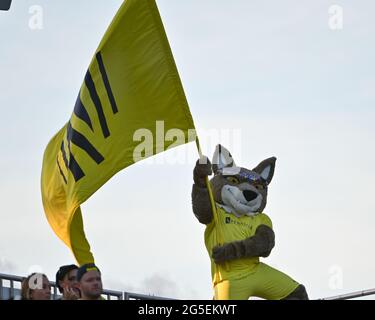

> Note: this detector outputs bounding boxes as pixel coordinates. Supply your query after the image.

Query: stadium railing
[2,272,374,300]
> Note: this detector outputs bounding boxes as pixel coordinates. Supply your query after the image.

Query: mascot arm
[191,157,213,225]
[192,184,213,224]
[212,225,275,263]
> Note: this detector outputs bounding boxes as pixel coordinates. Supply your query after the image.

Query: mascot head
[209,145,276,217]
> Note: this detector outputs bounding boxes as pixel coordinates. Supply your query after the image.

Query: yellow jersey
[204,205,273,284]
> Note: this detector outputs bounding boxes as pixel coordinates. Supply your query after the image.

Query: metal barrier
[320,289,375,300]
[0,273,171,300]
[0,273,25,300]
[124,292,174,300]
[4,272,372,300]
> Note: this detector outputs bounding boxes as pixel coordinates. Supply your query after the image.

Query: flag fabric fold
[41,0,196,265]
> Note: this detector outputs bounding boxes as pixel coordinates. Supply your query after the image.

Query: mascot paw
[194,156,212,185]
[212,244,235,264]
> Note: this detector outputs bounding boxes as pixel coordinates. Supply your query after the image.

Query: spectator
[55,264,80,300]
[76,264,104,300]
[21,273,51,300]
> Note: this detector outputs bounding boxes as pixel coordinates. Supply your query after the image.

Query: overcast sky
[1,0,374,300]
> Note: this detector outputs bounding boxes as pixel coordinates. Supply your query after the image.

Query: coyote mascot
[192,145,308,300]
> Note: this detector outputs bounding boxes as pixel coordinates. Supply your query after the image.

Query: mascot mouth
[221,185,262,215]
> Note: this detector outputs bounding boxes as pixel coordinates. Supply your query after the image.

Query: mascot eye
[226,177,239,184]
[255,184,265,191]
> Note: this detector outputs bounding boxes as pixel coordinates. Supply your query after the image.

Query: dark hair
[55,264,78,293]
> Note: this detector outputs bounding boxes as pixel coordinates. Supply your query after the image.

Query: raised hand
[193,156,212,187]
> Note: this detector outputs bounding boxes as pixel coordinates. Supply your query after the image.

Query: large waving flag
[41,0,196,265]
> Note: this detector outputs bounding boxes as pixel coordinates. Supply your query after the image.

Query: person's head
[21,273,51,300]
[55,264,79,296]
[76,264,103,300]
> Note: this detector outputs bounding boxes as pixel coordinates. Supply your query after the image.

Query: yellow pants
[214,263,300,300]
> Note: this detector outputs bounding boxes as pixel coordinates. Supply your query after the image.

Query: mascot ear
[212,144,236,175]
[0,0,12,11]
[252,157,277,185]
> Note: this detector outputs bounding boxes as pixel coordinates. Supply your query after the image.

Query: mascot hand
[212,243,236,264]
[193,156,212,187]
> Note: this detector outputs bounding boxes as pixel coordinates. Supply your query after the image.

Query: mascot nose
[243,190,258,202]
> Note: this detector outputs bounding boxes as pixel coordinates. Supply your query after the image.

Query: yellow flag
[41,0,196,265]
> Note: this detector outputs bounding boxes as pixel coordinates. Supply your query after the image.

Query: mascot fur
[192,145,308,300]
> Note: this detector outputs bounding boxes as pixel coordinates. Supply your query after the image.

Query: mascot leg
[213,263,309,300]
[281,285,309,300]
[214,278,253,300]
[252,263,309,300]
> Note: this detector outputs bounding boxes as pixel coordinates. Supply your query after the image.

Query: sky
[0,0,375,300]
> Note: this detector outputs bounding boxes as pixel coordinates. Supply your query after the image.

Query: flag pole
[195,136,229,274]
